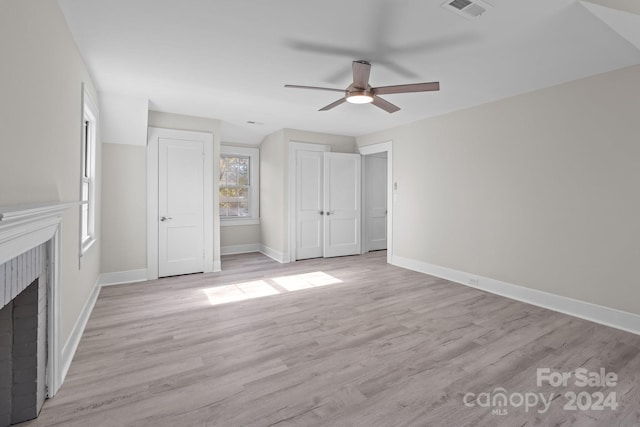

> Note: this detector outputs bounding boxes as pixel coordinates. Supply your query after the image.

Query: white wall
[357,65,640,315]
[99,92,149,146]
[0,1,101,345]
[220,225,261,250]
[259,130,286,255]
[101,143,147,273]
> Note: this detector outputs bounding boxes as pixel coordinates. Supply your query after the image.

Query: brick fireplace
[0,247,47,424]
[0,202,76,426]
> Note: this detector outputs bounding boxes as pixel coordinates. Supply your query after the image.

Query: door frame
[147,127,214,279]
[288,141,330,262]
[361,152,387,254]
[358,141,393,264]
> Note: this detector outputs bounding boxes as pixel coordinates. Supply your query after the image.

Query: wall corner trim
[259,245,289,264]
[391,255,640,336]
[98,269,148,287]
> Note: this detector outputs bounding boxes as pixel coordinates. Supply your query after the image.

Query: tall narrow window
[80,85,97,256]
[219,145,259,225]
[220,154,250,217]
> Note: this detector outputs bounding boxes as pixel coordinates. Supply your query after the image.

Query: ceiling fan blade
[374,59,420,79]
[352,61,371,89]
[371,96,400,113]
[284,84,345,93]
[324,65,354,84]
[319,98,347,111]
[373,82,440,95]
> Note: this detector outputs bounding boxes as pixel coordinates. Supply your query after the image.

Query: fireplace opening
[0,202,73,425]
[0,277,47,426]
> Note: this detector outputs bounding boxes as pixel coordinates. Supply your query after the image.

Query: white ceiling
[57,0,640,145]
[581,0,640,52]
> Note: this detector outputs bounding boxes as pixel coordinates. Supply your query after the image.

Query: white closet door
[323,152,361,258]
[158,138,204,277]
[295,150,324,260]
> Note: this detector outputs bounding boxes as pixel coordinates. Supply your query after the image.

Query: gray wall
[101,143,147,273]
[357,65,640,315]
[0,2,101,344]
[259,130,286,255]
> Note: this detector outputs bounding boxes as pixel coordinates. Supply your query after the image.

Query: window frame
[80,84,97,256]
[219,145,259,226]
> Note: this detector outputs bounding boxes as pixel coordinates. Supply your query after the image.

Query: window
[219,145,259,225]
[80,85,97,255]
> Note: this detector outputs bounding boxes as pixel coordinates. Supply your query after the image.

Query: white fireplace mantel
[0,201,80,397]
[0,202,78,266]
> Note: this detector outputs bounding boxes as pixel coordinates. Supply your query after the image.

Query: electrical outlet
[469,278,479,286]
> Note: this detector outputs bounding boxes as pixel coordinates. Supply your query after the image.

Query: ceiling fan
[284,60,440,113]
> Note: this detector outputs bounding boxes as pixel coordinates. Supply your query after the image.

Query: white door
[296,150,324,260]
[364,154,387,251]
[158,138,204,277]
[295,150,361,259]
[324,152,361,257]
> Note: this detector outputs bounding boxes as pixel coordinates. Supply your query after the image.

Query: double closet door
[296,151,361,260]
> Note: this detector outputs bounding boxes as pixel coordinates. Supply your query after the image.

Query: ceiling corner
[581,0,640,53]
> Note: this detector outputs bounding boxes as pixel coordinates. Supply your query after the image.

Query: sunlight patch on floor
[202,272,342,306]
[203,280,278,305]
[273,271,342,291]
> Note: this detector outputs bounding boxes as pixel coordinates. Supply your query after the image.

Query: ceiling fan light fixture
[285,60,439,113]
[346,90,373,104]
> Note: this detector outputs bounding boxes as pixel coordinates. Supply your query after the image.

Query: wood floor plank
[17,251,640,426]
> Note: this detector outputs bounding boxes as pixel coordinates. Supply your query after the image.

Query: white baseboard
[259,245,289,264]
[60,278,101,383]
[98,269,148,286]
[221,243,261,255]
[392,255,640,336]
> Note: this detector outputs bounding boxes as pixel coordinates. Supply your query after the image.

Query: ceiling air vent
[449,0,472,10]
[442,0,491,19]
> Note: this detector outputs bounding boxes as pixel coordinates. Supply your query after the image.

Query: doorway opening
[358,141,393,264]
[363,151,388,254]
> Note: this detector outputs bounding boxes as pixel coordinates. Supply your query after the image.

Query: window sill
[221,218,260,227]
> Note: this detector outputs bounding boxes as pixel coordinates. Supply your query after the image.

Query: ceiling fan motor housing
[347,86,374,104]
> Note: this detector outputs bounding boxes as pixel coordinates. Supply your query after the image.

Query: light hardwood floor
[20,251,640,426]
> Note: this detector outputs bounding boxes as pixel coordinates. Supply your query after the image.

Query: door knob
[326,211,335,216]
[160,216,173,222]
[319,211,325,215]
